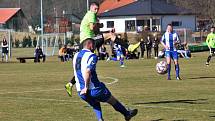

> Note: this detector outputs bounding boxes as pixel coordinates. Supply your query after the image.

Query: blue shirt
[73,49,100,92]
[161,32,180,51]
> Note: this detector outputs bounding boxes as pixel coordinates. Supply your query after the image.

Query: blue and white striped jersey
[161,32,180,51]
[73,49,100,92]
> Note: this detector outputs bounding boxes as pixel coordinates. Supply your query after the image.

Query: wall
[99,16,136,33]
[161,15,196,31]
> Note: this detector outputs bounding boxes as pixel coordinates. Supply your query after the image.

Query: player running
[160,24,181,80]
[73,38,138,121]
[107,42,125,67]
[206,26,215,66]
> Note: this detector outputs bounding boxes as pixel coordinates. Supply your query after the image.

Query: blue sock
[175,64,180,77]
[112,101,129,116]
[167,64,171,78]
[92,103,103,121]
[120,58,124,65]
[111,57,118,61]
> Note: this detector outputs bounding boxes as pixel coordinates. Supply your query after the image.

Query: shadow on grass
[188,76,215,80]
[151,119,164,121]
[133,99,208,105]
[210,115,215,118]
[172,120,188,121]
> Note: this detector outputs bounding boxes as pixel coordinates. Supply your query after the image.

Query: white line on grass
[0,76,119,95]
[137,105,215,112]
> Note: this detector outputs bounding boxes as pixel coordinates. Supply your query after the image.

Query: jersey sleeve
[88,12,96,23]
[87,54,98,71]
[161,34,165,43]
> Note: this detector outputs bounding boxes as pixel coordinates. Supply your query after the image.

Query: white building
[99,0,196,33]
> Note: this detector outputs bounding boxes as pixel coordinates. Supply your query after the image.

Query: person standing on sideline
[140,38,145,59]
[153,37,159,59]
[1,36,8,62]
[146,36,152,59]
[206,26,215,66]
[72,38,138,121]
[160,24,181,80]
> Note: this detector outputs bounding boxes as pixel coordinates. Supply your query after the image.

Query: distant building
[99,0,196,33]
[0,8,28,31]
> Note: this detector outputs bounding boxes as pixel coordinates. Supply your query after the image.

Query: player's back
[73,49,100,92]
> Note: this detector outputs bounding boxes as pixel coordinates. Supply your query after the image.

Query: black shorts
[79,34,104,50]
[210,48,215,54]
[2,47,8,53]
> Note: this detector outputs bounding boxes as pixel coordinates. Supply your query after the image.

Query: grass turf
[0,49,215,121]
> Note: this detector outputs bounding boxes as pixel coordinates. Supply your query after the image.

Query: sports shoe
[176,77,182,80]
[120,65,125,68]
[206,62,209,66]
[65,83,73,97]
[106,57,110,62]
[125,109,138,121]
[167,77,171,80]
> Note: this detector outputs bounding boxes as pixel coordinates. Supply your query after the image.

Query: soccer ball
[156,61,167,74]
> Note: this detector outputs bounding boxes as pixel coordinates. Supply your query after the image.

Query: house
[0,8,28,31]
[99,0,196,33]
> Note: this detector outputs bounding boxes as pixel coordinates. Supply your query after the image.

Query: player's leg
[206,48,215,65]
[165,51,171,80]
[173,51,181,80]
[65,76,76,96]
[79,93,104,121]
[107,96,138,121]
[120,54,125,67]
[2,53,4,61]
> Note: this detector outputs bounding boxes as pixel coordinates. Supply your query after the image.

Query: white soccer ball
[156,61,167,74]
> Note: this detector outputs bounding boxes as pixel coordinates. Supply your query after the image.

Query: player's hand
[165,45,169,50]
[80,88,88,95]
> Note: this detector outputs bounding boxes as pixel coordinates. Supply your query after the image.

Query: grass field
[0,49,215,121]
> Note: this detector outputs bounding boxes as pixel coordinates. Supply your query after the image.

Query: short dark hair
[211,26,215,29]
[83,38,94,47]
[90,2,99,7]
[167,24,173,27]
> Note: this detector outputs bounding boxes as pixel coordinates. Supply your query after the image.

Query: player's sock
[93,107,103,121]
[175,64,180,77]
[167,64,171,79]
[120,58,124,65]
[70,76,76,84]
[111,57,118,61]
[207,55,212,63]
[112,101,129,116]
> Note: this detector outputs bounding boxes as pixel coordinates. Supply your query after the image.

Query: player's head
[83,38,94,51]
[211,26,215,33]
[166,24,173,33]
[90,2,99,14]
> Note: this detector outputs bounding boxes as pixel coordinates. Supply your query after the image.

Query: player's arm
[80,54,97,95]
[206,35,211,49]
[160,34,168,49]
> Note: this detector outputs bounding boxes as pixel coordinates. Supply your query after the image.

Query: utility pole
[40,0,44,52]
[87,0,89,11]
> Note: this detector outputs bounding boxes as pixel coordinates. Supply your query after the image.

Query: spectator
[146,36,152,59]
[99,44,109,60]
[58,45,67,62]
[153,37,159,59]
[140,38,145,59]
[34,45,45,62]
[1,36,8,62]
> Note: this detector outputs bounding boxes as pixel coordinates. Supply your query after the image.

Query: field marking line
[136,105,215,112]
[0,76,119,95]
[0,96,79,103]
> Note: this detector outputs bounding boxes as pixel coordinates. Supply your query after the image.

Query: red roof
[0,8,21,24]
[98,0,135,14]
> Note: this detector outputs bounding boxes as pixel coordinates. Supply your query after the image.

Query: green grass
[0,49,215,121]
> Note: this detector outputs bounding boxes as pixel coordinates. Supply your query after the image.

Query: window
[107,21,114,28]
[125,20,136,31]
[172,21,182,27]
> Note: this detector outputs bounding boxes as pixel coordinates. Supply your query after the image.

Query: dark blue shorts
[78,82,112,103]
[165,51,178,60]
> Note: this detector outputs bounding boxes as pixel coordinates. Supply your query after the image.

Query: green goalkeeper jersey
[206,32,215,48]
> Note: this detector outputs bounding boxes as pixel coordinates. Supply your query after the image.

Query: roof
[0,8,21,24]
[99,0,194,17]
[98,0,136,14]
